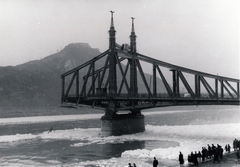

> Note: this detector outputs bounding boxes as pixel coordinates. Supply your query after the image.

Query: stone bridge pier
[101,106,145,137]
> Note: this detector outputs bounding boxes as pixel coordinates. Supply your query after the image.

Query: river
[0,105,239,166]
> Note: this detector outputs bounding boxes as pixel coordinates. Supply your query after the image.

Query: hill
[0,43,166,107]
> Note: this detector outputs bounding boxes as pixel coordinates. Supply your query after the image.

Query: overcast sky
[0,0,239,79]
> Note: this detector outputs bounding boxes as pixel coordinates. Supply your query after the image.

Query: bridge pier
[101,109,145,137]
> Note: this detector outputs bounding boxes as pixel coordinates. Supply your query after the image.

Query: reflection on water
[73,140,145,162]
[0,139,145,164]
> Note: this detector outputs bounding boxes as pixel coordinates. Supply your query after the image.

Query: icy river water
[0,105,239,167]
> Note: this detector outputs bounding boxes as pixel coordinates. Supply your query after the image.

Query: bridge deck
[62,95,239,111]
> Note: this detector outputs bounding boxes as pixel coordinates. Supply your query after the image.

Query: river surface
[0,105,239,167]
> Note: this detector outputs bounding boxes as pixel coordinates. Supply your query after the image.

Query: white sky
[0,0,239,78]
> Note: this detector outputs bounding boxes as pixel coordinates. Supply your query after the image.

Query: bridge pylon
[101,12,145,137]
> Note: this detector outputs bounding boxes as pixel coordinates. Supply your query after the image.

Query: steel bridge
[61,12,239,116]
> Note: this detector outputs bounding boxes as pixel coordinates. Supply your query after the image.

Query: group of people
[127,157,159,167]
[127,163,137,167]
[187,143,225,165]
[224,144,231,153]
[184,138,240,166]
[127,139,240,167]
[128,139,240,167]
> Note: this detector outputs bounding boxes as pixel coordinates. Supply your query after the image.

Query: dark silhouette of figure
[225,144,228,153]
[197,151,202,162]
[236,149,240,164]
[213,148,220,163]
[187,154,192,163]
[208,144,212,158]
[133,163,137,167]
[188,152,194,163]
[233,139,237,151]
[128,163,133,167]
[153,157,158,167]
[48,127,53,133]
[212,144,216,151]
[121,44,124,50]
[194,151,199,166]
[218,145,223,160]
[227,144,231,153]
[201,147,206,162]
[179,152,184,165]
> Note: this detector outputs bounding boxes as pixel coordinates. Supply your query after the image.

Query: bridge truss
[61,12,239,114]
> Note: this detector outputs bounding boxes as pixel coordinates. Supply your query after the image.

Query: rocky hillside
[0,43,166,107]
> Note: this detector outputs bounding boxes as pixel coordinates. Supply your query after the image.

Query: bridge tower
[108,11,117,96]
[101,12,145,137]
[104,11,118,117]
[129,17,138,97]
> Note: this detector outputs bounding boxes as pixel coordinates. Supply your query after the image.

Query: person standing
[197,151,202,162]
[179,152,184,165]
[236,149,240,163]
[225,144,228,153]
[213,148,220,163]
[153,157,158,167]
[228,144,231,153]
[201,147,206,162]
[233,139,237,151]
[219,145,223,161]
[208,144,212,158]
[128,163,133,167]
[194,151,199,166]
